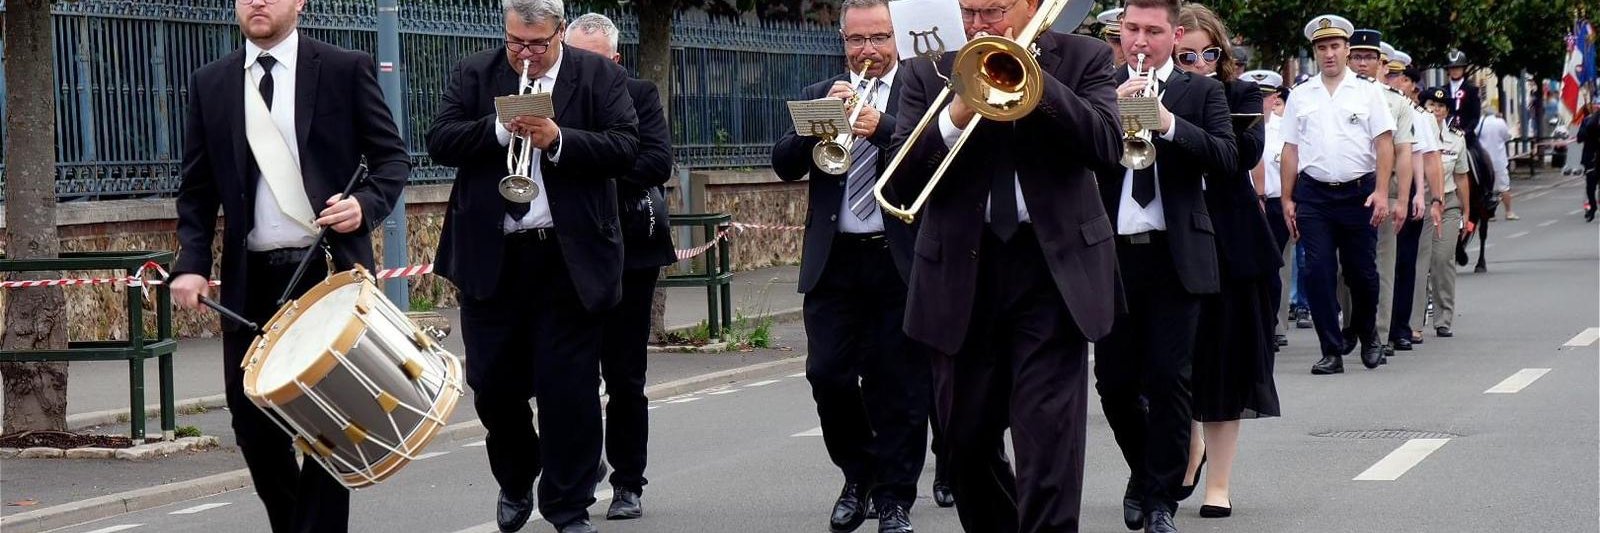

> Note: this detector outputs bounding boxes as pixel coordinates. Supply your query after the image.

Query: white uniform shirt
[244,33,317,252]
[498,50,565,233]
[1263,113,1284,198]
[1410,107,1438,197]
[839,66,898,234]
[1279,69,1397,183]
[1437,123,1470,195]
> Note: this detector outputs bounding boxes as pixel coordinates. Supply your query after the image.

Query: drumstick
[277,162,369,307]
[199,295,262,335]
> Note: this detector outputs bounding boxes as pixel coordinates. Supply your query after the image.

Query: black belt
[1116,231,1165,245]
[247,247,314,267]
[1299,172,1375,189]
[834,232,886,244]
[506,228,556,242]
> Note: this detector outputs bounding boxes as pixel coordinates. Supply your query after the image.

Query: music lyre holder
[277,162,370,307]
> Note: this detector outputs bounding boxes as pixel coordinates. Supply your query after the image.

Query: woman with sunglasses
[1171,3,1282,520]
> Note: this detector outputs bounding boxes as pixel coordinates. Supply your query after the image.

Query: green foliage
[175,425,202,438]
[410,295,436,312]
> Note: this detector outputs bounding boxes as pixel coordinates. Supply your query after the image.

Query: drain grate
[1312,429,1461,440]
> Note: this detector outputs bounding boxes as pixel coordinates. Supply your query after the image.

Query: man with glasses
[890,0,1122,530]
[772,2,924,531]
[426,0,639,531]
[171,0,411,531]
[1336,30,1411,365]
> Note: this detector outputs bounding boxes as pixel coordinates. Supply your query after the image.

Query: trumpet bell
[812,140,851,175]
[1121,138,1155,170]
[952,35,1043,122]
[499,174,540,203]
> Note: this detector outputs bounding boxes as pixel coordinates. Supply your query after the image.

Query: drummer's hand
[171,274,209,310]
[317,194,363,234]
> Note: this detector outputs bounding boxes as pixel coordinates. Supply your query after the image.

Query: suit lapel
[553,47,580,122]
[1036,32,1063,79]
[224,49,251,190]
[1160,69,1191,109]
[295,35,321,160]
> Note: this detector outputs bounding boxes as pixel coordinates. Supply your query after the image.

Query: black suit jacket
[427,46,639,311]
[619,78,676,270]
[889,32,1122,353]
[1449,81,1482,141]
[175,34,411,330]
[1094,67,1232,295]
[772,68,914,293]
[1578,112,1598,169]
[1202,79,1280,280]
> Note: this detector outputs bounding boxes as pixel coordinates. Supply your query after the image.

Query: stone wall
[0,170,808,339]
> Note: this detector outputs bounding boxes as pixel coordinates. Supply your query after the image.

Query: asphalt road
[38,176,1599,532]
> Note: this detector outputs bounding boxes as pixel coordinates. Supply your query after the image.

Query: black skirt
[1192,273,1282,422]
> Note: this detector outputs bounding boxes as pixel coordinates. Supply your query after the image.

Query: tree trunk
[639,1,674,342]
[1,0,70,434]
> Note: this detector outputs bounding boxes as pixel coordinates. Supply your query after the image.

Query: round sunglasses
[1176,46,1223,66]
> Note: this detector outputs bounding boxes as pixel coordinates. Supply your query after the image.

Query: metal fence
[0,0,844,200]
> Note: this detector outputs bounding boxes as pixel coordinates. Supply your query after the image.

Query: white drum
[242,266,462,488]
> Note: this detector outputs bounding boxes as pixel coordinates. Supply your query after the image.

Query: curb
[66,394,229,432]
[0,356,806,533]
[662,306,804,337]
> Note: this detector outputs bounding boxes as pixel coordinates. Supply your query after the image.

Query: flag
[1562,30,1582,126]
[1579,20,1596,86]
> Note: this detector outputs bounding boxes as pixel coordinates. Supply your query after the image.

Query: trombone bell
[953,35,1042,122]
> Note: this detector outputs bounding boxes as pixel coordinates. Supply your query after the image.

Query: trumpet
[500,59,540,204]
[1120,53,1158,170]
[812,60,877,175]
[864,0,1082,224]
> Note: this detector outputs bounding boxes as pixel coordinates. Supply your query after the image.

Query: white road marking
[414,451,449,460]
[170,502,232,515]
[788,372,807,378]
[462,440,486,448]
[450,488,614,533]
[1505,231,1530,239]
[82,526,143,533]
[1565,327,1600,347]
[667,397,701,404]
[1570,209,1585,215]
[1484,368,1551,394]
[647,406,660,410]
[1538,219,1559,227]
[744,379,781,387]
[1354,438,1450,481]
[707,389,741,395]
[792,426,824,437]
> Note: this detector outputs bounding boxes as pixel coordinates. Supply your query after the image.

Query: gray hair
[567,13,620,54]
[503,0,564,25]
[839,0,889,29]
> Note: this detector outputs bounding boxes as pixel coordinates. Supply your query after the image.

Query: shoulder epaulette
[1385,85,1405,96]
[1294,77,1315,88]
[1356,74,1374,82]
[1449,126,1464,136]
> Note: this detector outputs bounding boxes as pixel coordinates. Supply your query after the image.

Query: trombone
[500,59,540,204]
[1119,53,1158,170]
[865,0,1082,224]
[812,60,877,175]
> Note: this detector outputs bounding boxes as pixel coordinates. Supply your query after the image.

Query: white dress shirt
[499,49,566,233]
[937,97,1030,224]
[1279,68,1396,183]
[1477,114,1512,184]
[1263,113,1284,198]
[839,66,897,234]
[1115,60,1180,235]
[244,32,317,252]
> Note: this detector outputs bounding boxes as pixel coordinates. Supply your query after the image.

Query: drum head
[256,283,363,395]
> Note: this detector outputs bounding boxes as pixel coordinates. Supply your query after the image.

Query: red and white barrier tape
[0,220,807,289]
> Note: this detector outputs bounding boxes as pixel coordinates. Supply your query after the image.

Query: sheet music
[1117,96,1161,132]
[888,0,967,61]
[495,92,555,122]
[787,98,848,138]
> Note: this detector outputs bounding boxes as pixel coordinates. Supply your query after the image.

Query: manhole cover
[1312,429,1461,440]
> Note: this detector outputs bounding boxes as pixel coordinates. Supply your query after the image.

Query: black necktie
[256,55,277,110]
[989,126,1019,241]
[1133,165,1156,207]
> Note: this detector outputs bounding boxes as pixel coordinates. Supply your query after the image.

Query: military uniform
[1419,88,1471,336]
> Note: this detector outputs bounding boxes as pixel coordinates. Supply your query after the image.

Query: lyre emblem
[910,28,946,61]
[809,120,840,138]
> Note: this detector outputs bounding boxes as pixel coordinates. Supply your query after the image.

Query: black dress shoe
[1275,334,1288,347]
[1174,453,1204,501]
[1436,326,1453,338]
[1198,503,1232,518]
[1311,355,1344,375]
[496,489,535,533]
[1360,344,1383,369]
[877,503,914,533]
[830,482,868,533]
[1586,207,1596,222]
[1393,337,1413,351]
[1339,333,1359,356]
[1378,345,1393,365]
[556,518,596,533]
[1144,507,1179,533]
[607,488,643,520]
[932,481,955,508]
[865,495,877,519]
[1122,477,1144,530]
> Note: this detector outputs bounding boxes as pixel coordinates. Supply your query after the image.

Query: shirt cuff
[1159,118,1178,141]
[545,131,563,163]
[938,107,963,149]
[494,119,512,147]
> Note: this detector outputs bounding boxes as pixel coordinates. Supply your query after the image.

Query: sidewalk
[63,264,804,417]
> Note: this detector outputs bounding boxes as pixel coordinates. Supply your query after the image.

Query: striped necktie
[844,80,881,222]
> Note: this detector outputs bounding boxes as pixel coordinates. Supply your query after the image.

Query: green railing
[662,214,733,340]
[0,251,178,440]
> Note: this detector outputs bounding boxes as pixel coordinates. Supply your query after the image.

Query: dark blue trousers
[1293,173,1379,356]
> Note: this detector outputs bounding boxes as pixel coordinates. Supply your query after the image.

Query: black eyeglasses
[960,0,1023,24]
[506,29,561,55]
[1175,46,1222,66]
[844,34,893,49]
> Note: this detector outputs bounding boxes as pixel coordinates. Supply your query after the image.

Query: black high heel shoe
[1199,501,1232,518]
[1174,453,1206,501]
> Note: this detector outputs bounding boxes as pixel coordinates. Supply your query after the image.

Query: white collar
[244,31,300,72]
[850,63,897,92]
[1127,56,1177,83]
